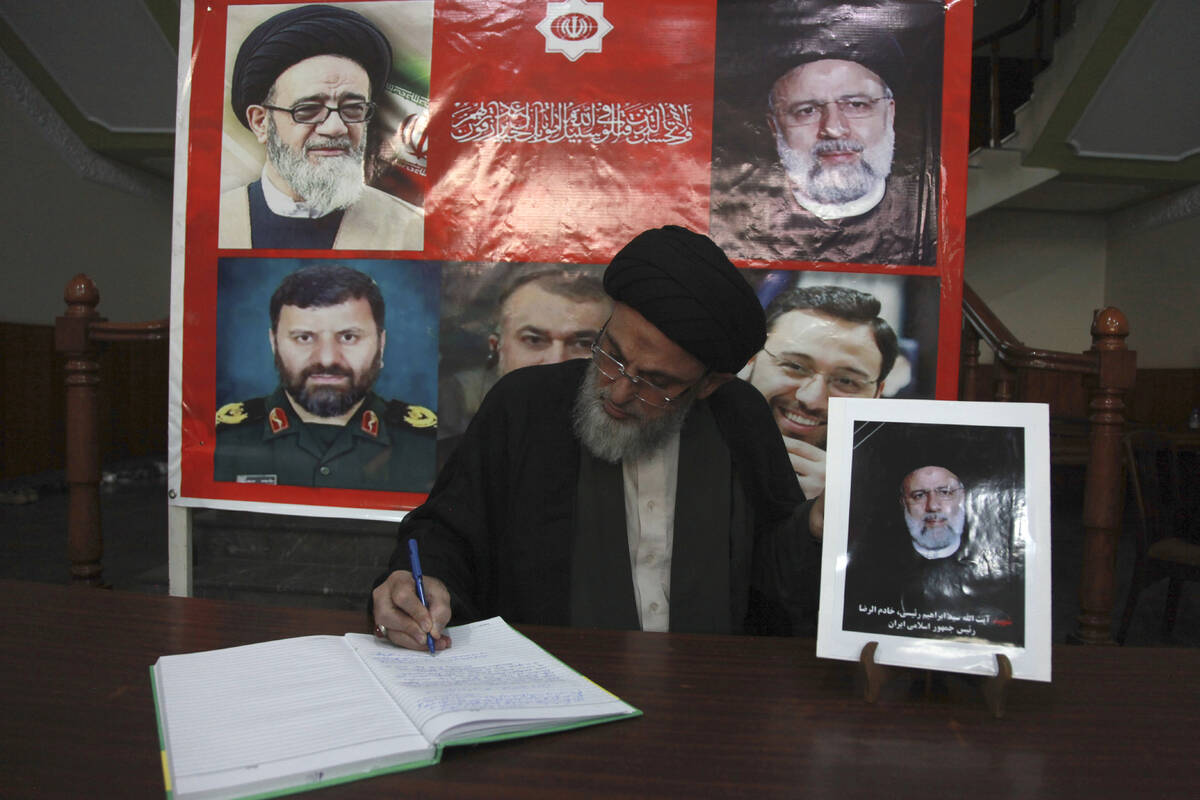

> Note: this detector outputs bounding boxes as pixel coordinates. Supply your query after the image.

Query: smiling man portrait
[741,285,897,498]
[219,5,423,251]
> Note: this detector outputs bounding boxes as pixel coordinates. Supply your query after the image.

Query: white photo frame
[816,398,1051,682]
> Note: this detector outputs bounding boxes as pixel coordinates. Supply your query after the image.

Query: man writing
[220,5,422,251]
[711,43,936,266]
[373,226,821,650]
[214,264,436,490]
[741,285,897,498]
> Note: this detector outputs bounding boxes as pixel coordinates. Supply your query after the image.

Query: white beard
[776,125,895,208]
[906,504,966,560]
[571,361,693,464]
[266,115,366,217]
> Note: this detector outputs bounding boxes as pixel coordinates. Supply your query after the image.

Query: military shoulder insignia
[404,404,437,429]
[217,397,267,430]
[216,402,247,426]
[385,400,437,432]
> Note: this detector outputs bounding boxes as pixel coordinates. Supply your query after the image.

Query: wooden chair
[1117,430,1200,643]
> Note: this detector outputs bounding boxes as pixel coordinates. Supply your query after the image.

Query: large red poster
[168,0,971,518]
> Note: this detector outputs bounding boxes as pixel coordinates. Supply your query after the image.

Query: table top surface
[3,579,1198,798]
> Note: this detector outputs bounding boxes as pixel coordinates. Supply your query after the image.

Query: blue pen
[407,538,437,656]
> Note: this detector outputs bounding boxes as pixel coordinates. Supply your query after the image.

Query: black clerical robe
[710,163,937,266]
[382,360,819,635]
[843,522,1024,645]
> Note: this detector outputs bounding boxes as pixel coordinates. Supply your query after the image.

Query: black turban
[603,226,766,374]
[771,30,907,97]
[231,5,392,129]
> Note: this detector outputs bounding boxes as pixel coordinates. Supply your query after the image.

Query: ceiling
[977,0,1200,215]
[0,0,177,179]
[0,0,1195,216]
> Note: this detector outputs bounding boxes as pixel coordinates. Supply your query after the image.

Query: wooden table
[3,580,1197,798]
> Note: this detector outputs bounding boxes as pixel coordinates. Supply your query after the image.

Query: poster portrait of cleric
[840,422,1027,646]
[213,262,438,491]
[709,0,943,266]
[219,3,431,252]
[739,277,940,499]
[436,264,612,443]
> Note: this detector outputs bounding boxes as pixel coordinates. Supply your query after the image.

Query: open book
[151,617,640,799]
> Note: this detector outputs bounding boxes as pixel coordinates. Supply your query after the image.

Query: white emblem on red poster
[536,0,613,61]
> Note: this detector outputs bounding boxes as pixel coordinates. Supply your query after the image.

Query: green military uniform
[214,386,437,491]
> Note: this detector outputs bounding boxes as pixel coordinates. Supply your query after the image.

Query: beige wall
[1107,214,1200,369]
[0,93,171,327]
[964,209,1109,357]
[965,206,1200,370]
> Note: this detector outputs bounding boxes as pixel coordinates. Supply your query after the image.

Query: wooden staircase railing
[972,0,1062,149]
[960,283,1136,644]
[55,274,168,586]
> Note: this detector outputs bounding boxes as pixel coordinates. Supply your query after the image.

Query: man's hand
[372,570,453,651]
[783,436,827,500]
[808,493,825,540]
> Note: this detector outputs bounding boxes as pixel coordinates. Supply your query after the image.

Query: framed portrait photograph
[816,397,1051,681]
[187,257,440,510]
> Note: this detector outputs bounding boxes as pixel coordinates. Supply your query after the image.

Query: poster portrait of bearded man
[709,0,943,267]
[218,3,428,252]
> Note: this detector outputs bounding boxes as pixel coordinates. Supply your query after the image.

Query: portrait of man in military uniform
[214,262,437,491]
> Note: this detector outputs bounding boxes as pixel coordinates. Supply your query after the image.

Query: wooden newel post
[54,274,106,586]
[1076,307,1135,644]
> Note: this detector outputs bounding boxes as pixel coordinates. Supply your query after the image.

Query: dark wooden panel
[962,364,1200,428]
[961,363,1088,418]
[1127,368,1200,427]
[0,322,63,479]
[96,333,170,461]
[0,322,168,480]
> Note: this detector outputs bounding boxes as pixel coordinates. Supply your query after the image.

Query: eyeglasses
[905,486,963,504]
[775,95,890,127]
[261,101,376,125]
[761,348,878,396]
[590,326,704,409]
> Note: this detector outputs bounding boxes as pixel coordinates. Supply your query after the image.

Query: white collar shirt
[622,431,681,632]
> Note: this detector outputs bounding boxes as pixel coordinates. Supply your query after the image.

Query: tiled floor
[1,461,1196,646]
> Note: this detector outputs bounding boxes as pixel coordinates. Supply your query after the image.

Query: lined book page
[345,618,636,743]
[156,635,429,778]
